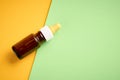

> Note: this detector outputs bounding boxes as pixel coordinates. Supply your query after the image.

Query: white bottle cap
[40,26,54,41]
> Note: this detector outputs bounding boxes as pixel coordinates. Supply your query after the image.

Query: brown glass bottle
[12,24,60,59]
[12,31,46,59]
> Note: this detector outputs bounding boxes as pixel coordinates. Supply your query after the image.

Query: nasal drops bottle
[12,24,60,59]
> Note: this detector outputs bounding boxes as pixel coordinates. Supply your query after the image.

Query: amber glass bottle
[12,24,60,59]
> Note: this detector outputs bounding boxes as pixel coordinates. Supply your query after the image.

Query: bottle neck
[34,31,46,44]
[34,26,54,44]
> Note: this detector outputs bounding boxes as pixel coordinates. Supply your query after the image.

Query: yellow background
[0,0,51,80]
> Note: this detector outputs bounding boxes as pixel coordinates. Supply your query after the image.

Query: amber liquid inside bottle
[12,31,46,59]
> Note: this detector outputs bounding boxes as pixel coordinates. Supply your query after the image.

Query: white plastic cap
[40,26,54,41]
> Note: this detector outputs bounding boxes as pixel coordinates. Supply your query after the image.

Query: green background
[30,0,120,80]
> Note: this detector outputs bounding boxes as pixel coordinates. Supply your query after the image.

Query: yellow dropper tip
[50,23,61,34]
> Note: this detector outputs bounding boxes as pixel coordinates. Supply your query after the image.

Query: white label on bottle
[40,26,54,41]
